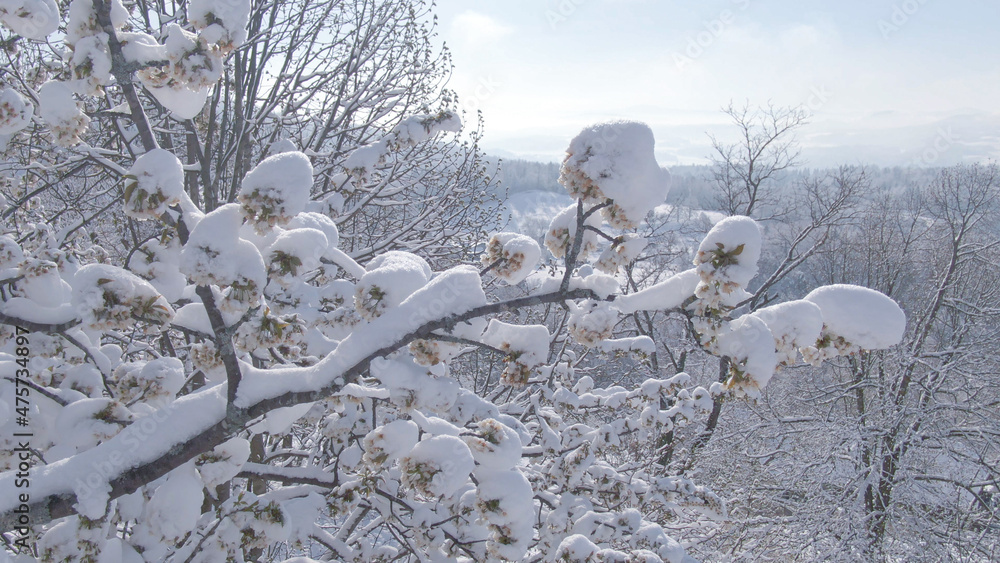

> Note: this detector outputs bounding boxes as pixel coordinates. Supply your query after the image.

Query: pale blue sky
[434,0,1000,167]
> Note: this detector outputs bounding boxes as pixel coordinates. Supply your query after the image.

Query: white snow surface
[235,265,487,406]
[544,203,602,258]
[391,111,462,147]
[71,263,174,326]
[37,80,82,123]
[180,203,266,290]
[0,87,33,135]
[286,212,339,250]
[0,0,59,40]
[561,120,670,227]
[145,84,211,120]
[188,0,251,47]
[363,419,419,465]
[0,384,227,518]
[751,299,824,363]
[239,151,314,226]
[146,463,204,541]
[696,215,762,286]
[119,31,166,64]
[804,284,906,349]
[402,434,475,497]
[485,232,540,285]
[125,148,185,218]
[716,314,778,395]
[481,319,549,368]
[615,268,699,313]
[356,251,433,313]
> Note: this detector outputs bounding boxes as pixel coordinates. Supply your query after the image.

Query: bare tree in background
[710,102,808,218]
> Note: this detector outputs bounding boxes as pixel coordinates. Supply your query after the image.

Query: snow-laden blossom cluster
[559,120,671,228]
[0,87,33,135]
[481,231,541,284]
[0,0,59,39]
[123,149,186,220]
[37,81,90,147]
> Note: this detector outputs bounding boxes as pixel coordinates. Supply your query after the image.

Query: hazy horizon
[434,0,1000,168]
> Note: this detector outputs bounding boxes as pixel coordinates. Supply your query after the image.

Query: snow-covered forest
[0,0,996,561]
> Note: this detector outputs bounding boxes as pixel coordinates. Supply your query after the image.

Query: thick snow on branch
[482,232,541,284]
[802,284,906,363]
[560,121,670,228]
[0,87,32,135]
[0,0,59,40]
[615,268,700,314]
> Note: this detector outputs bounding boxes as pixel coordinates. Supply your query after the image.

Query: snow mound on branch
[146,463,204,542]
[287,212,339,249]
[363,419,419,466]
[0,87,33,135]
[72,264,174,330]
[37,80,89,147]
[560,121,670,228]
[180,204,265,304]
[554,534,600,561]
[0,0,59,40]
[596,233,647,274]
[400,434,475,498]
[391,110,462,147]
[145,84,211,120]
[463,418,522,470]
[265,228,328,282]
[804,284,906,349]
[615,268,699,314]
[239,151,314,232]
[127,237,186,302]
[124,149,185,220]
[474,467,534,560]
[52,397,133,457]
[119,31,167,64]
[0,235,23,268]
[696,215,762,287]
[355,251,432,320]
[715,314,777,398]
[196,437,250,489]
[188,0,251,51]
[568,300,619,347]
[751,300,824,365]
[373,356,461,414]
[70,33,112,95]
[481,232,540,284]
[65,0,128,47]
[118,357,185,404]
[481,320,550,386]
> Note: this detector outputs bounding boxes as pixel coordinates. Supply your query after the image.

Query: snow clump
[238,151,314,233]
[354,251,432,320]
[0,0,60,39]
[123,149,185,220]
[400,434,475,498]
[0,87,33,135]
[544,203,602,259]
[72,263,174,330]
[481,320,549,386]
[481,232,540,284]
[801,284,906,363]
[37,81,90,147]
[559,121,670,228]
[179,203,266,310]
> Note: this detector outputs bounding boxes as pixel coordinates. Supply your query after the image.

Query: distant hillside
[492,157,947,211]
